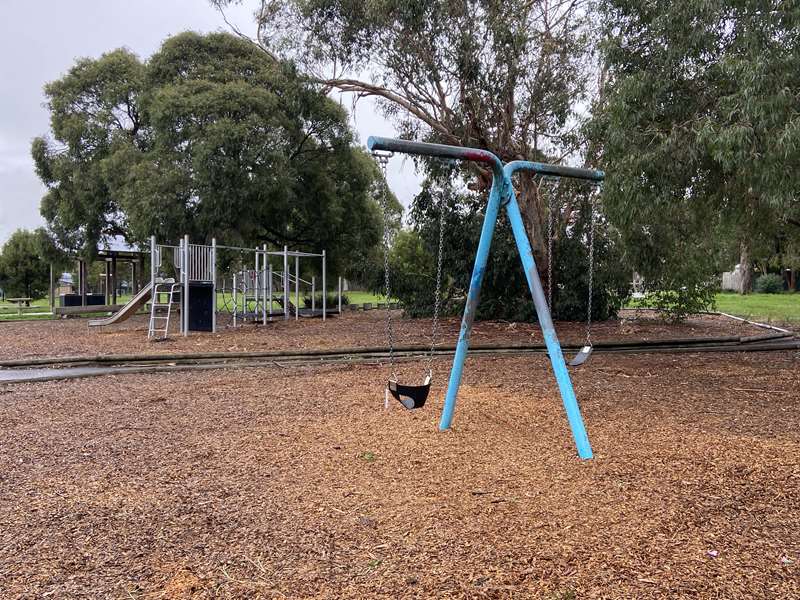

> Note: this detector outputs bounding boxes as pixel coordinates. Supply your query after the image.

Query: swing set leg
[439,174,505,432]
[502,184,593,460]
[440,170,593,461]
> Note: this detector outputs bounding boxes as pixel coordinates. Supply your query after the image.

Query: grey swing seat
[544,177,600,370]
[567,345,593,367]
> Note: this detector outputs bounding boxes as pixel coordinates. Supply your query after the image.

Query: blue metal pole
[503,163,594,459]
[439,174,506,431]
[368,136,507,432]
[367,137,596,458]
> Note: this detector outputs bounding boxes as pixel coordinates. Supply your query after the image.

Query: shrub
[630,284,717,322]
[302,293,349,308]
[754,273,784,294]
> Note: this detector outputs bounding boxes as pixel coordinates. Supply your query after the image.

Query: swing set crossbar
[368,136,597,460]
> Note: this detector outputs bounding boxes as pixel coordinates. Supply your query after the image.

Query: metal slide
[88,282,153,327]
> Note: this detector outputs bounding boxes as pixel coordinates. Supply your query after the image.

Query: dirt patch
[0,349,797,598]
[0,309,767,361]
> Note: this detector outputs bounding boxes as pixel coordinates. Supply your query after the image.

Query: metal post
[295,254,300,321]
[150,235,156,306]
[177,238,183,333]
[183,234,189,336]
[338,276,342,314]
[312,276,316,313]
[233,273,238,328]
[211,238,217,333]
[111,254,118,305]
[254,247,260,318]
[268,263,273,320]
[104,260,110,305]
[262,244,268,325]
[503,165,594,460]
[322,249,326,322]
[49,263,54,316]
[283,245,289,321]
[79,259,86,307]
[439,174,505,432]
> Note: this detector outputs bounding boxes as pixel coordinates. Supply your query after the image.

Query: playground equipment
[88,283,153,327]
[91,235,342,338]
[218,245,336,326]
[541,176,603,367]
[373,151,445,410]
[368,136,603,460]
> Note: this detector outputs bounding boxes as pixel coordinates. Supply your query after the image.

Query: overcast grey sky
[0,0,419,246]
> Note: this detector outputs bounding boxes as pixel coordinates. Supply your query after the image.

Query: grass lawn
[345,290,391,305]
[714,291,800,323]
[0,290,390,322]
[0,298,51,320]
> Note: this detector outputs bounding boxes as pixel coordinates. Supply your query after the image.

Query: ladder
[148,279,181,340]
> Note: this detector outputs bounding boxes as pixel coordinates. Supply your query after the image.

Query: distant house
[721,265,745,292]
[57,272,75,296]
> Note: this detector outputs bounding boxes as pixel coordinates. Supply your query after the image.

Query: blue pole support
[367,137,597,459]
[439,174,506,431]
[503,163,596,459]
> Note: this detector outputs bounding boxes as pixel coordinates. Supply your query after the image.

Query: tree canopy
[591,0,800,300]
[217,0,599,256]
[0,229,60,299]
[33,31,385,276]
[213,0,634,320]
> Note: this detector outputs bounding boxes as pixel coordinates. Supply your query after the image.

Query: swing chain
[428,191,445,373]
[374,151,397,378]
[545,180,554,311]
[586,187,597,347]
[540,175,560,312]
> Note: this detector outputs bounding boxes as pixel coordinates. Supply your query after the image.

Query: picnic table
[6,297,32,316]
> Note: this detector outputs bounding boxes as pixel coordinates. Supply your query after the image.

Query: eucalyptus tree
[0,229,59,299]
[214,0,602,265]
[592,0,800,296]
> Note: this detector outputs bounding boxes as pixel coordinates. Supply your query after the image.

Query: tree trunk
[515,176,549,290]
[738,240,752,294]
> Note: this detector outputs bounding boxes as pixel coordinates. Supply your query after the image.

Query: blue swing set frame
[368,136,603,460]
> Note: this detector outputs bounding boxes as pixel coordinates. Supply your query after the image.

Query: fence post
[295,254,300,321]
[262,244,268,324]
[283,245,289,321]
[211,238,217,333]
[183,234,189,336]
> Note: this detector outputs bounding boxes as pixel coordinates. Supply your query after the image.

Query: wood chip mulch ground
[0,309,769,361]
[0,342,798,597]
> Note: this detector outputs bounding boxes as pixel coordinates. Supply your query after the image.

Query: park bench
[5,297,32,316]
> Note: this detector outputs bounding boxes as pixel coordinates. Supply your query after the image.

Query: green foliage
[386,229,437,317]
[550,203,632,322]
[632,287,717,323]
[386,183,632,322]
[591,0,800,316]
[231,0,602,304]
[302,293,349,308]
[754,273,784,294]
[33,32,382,276]
[0,229,54,299]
